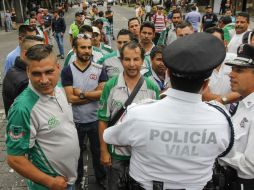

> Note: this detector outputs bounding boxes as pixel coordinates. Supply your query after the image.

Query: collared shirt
[98,72,159,160]
[98,50,123,79]
[146,68,166,91]
[228,32,246,54]
[4,46,20,76]
[61,61,108,123]
[220,92,254,179]
[94,43,113,55]
[103,88,230,189]
[6,84,80,189]
[209,52,236,96]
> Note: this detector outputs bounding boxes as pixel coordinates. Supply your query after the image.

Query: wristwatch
[79,92,85,99]
[221,96,228,105]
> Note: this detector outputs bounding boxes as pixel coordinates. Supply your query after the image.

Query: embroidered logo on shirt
[9,125,25,141]
[90,74,97,80]
[48,116,60,129]
[240,117,248,128]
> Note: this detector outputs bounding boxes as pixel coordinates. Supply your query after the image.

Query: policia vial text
[150,129,217,156]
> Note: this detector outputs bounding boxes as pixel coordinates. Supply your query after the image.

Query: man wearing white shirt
[227,12,249,54]
[203,27,240,107]
[220,43,254,190]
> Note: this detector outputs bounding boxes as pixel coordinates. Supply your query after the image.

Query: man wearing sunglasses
[91,26,113,56]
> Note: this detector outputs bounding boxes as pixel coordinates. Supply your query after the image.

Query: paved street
[0,4,135,190]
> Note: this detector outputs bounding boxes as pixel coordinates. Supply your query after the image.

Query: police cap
[162,33,226,79]
[225,44,254,67]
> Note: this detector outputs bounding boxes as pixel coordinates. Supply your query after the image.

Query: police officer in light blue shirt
[103,33,233,190]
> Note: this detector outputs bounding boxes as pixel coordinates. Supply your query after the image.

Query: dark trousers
[107,159,130,190]
[75,121,106,183]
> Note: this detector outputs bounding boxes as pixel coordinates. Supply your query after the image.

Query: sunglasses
[77,33,92,39]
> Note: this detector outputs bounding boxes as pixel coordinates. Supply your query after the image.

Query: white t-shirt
[227,32,245,54]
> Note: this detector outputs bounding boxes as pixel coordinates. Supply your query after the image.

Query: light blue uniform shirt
[4,46,20,76]
[185,11,201,32]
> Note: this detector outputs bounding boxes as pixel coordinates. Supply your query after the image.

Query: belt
[238,177,254,185]
[129,176,185,190]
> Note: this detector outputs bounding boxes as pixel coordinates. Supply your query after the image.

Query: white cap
[92,26,100,34]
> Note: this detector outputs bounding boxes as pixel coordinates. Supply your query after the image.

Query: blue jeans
[75,121,106,183]
[54,32,64,56]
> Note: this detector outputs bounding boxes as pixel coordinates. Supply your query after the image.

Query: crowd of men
[2,2,254,190]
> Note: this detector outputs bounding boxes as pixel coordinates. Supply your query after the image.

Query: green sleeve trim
[97,51,117,65]
[144,77,160,100]
[6,88,39,156]
[97,76,119,121]
[64,50,74,67]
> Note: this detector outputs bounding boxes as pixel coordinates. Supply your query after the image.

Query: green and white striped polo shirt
[97,50,123,79]
[93,43,113,56]
[97,73,160,160]
[6,84,80,190]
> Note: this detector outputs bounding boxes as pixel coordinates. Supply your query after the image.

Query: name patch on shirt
[147,127,218,157]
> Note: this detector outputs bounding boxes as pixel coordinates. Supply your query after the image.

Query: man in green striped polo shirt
[98,41,160,190]
[6,44,80,190]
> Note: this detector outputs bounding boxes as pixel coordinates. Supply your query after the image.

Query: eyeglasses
[77,33,92,39]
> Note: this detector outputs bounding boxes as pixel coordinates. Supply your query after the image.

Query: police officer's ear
[200,79,210,93]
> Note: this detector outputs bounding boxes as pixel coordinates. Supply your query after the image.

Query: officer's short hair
[128,17,140,27]
[219,16,232,25]
[150,45,165,59]
[120,41,145,61]
[140,21,155,33]
[205,27,224,41]
[79,25,93,34]
[170,74,208,93]
[117,29,136,41]
[25,44,55,62]
[236,12,250,23]
[175,21,193,30]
